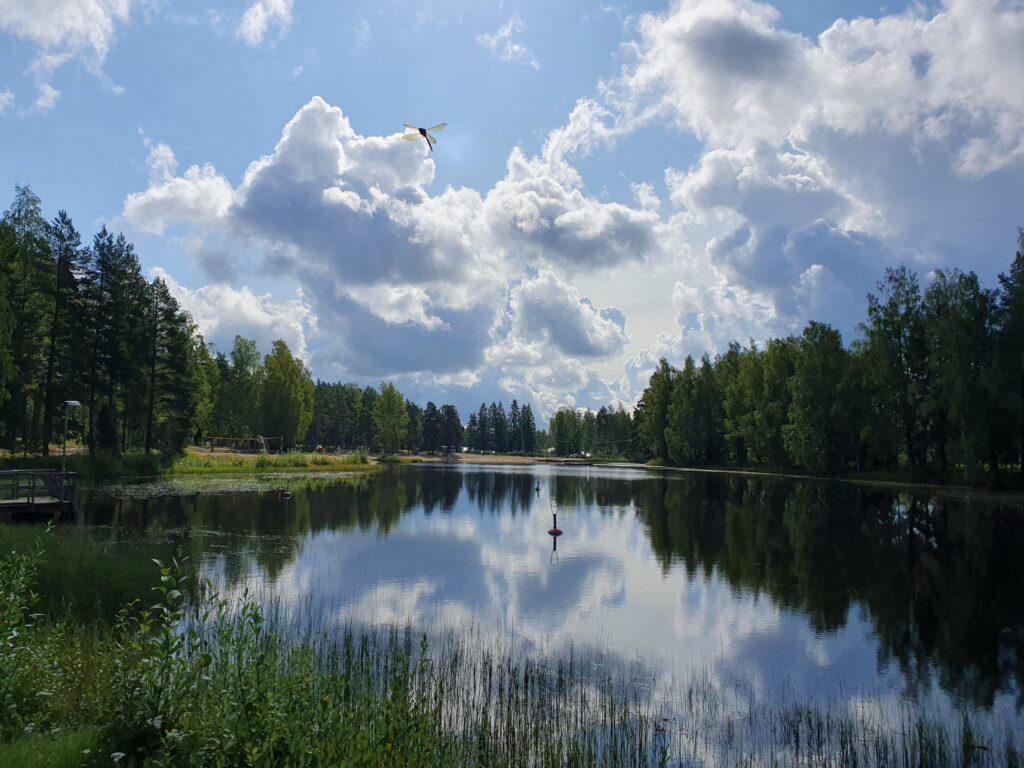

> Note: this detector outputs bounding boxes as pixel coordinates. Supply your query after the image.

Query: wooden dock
[0,470,76,523]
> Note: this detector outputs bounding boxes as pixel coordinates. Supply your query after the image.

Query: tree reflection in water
[69,466,1024,710]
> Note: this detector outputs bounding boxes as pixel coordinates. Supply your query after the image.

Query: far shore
[408,452,1024,500]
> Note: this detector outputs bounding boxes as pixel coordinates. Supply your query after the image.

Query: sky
[2,0,1024,419]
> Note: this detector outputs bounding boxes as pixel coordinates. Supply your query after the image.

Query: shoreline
[409,453,1024,500]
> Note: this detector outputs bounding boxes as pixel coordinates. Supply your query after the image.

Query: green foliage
[373,382,409,456]
[0,729,98,768]
[626,235,1024,482]
[0,522,1020,767]
[261,340,314,449]
[639,358,673,462]
[0,187,210,459]
[784,322,850,474]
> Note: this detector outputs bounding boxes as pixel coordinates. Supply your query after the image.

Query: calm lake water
[49,464,1024,738]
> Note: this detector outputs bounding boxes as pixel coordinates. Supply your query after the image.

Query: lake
[28,463,1024,755]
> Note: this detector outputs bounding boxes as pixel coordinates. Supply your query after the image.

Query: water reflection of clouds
[193,465,1022,733]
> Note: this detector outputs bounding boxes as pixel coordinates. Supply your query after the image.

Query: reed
[1,540,1019,768]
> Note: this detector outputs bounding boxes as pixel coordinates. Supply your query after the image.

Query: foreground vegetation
[1,533,1019,768]
[0,448,378,481]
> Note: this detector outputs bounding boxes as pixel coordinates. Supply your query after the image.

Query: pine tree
[0,221,16,424]
[440,404,463,449]
[520,404,537,453]
[2,186,51,451]
[640,358,673,462]
[476,403,490,450]
[40,211,87,455]
[422,401,441,452]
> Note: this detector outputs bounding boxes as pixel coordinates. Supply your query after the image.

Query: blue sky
[2,0,1022,418]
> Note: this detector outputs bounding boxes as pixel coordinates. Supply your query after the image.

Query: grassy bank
[0,449,379,481]
[1,535,1019,768]
[170,450,377,476]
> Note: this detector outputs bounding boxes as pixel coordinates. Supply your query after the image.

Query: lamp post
[62,400,81,475]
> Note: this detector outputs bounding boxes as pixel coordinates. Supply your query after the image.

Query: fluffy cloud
[124,144,234,236]
[484,147,662,269]
[0,89,13,115]
[124,1,1024,414]
[125,97,656,410]
[152,268,311,359]
[0,0,132,106]
[237,0,294,46]
[623,0,1024,168]
[609,0,1024,394]
[508,270,629,359]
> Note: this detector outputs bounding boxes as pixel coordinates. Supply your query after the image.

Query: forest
[0,186,539,460]
[4,184,1024,482]
[606,231,1024,482]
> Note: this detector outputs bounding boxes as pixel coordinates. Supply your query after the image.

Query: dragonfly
[402,122,447,152]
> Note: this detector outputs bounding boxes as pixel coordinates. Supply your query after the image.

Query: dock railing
[0,470,77,505]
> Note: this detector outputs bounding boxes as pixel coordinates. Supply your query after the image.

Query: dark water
[31,464,1024,730]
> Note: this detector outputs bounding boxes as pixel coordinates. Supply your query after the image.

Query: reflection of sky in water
[191,464,1022,738]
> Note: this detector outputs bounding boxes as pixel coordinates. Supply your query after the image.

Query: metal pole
[61,403,69,475]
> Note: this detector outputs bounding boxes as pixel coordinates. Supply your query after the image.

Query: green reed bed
[1,537,1020,768]
[170,451,374,475]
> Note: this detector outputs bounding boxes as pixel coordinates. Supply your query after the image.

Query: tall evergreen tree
[40,211,86,454]
[520,404,537,453]
[2,186,51,451]
[465,413,480,450]
[439,404,463,449]
[640,358,673,462]
[490,401,508,452]
[0,221,16,424]
[141,278,200,454]
[358,386,378,449]
[508,399,522,453]
[476,403,490,450]
[422,401,441,452]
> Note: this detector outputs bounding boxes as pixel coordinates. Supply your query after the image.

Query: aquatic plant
[0,540,1020,767]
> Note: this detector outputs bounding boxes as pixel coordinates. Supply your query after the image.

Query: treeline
[0,186,559,460]
[308,382,464,454]
[464,401,539,453]
[0,186,211,456]
[546,404,633,457]
[628,233,1024,481]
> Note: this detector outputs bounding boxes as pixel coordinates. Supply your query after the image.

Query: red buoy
[548,528,562,537]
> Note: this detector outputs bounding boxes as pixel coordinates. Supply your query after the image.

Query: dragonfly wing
[403,123,418,130]
[427,133,438,145]
[426,122,447,132]
[401,133,421,141]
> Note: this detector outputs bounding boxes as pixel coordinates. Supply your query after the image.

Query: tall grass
[171,451,378,475]
[1,539,1019,767]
